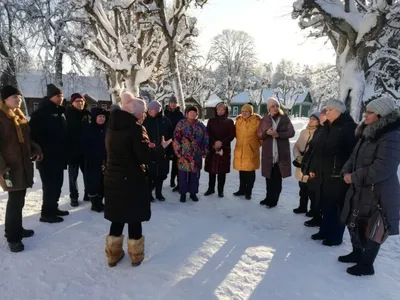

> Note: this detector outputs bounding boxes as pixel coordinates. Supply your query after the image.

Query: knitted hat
[148,100,162,113]
[320,108,327,115]
[326,99,346,114]
[47,84,63,99]
[309,112,321,122]
[70,93,85,103]
[366,97,396,117]
[110,104,120,112]
[241,103,253,114]
[169,95,178,103]
[185,105,198,114]
[267,97,280,111]
[1,85,22,101]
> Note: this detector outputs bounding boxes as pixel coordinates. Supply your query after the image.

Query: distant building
[17,71,111,115]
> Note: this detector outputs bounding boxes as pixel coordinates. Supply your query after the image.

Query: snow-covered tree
[309,65,340,110]
[292,0,400,121]
[271,59,296,88]
[210,29,257,104]
[274,79,304,111]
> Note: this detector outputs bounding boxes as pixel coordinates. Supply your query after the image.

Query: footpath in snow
[0,118,399,300]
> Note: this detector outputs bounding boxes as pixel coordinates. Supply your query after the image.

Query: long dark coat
[29,97,68,170]
[81,111,106,195]
[65,106,91,163]
[205,104,235,174]
[341,112,400,237]
[164,106,184,130]
[104,109,164,224]
[257,113,295,179]
[0,103,42,192]
[142,112,173,180]
[309,113,357,206]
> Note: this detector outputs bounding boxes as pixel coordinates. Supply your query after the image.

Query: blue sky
[192,0,335,66]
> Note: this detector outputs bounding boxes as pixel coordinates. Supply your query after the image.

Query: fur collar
[356,111,400,141]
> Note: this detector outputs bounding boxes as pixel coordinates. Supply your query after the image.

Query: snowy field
[0,118,399,300]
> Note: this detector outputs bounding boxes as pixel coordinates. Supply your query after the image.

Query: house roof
[204,94,223,107]
[231,88,310,105]
[17,71,111,102]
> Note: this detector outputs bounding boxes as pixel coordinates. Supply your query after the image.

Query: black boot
[245,190,252,200]
[338,248,362,263]
[304,217,322,227]
[180,194,186,203]
[172,185,179,192]
[217,174,225,198]
[346,264,375,276]
[8,241,24,253]
[205,174,216,196]
[170,177,176,188]
[204,190,215,196]
[233,190,245,196]
[70,198,79,207]
[311,232,325,240]
[83,193,90,202]
[90,195,104,213]
[55,209,69,216]
[190,194,199,202]
[305,211,314,217]
[5,228,34,239]
[40,215,64,223]
[155,180,166,201]
[293,205,307,214]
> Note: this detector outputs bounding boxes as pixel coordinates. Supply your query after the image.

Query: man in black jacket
[164,96,184,191]
[29,84,69,223]
[65,93,91,207]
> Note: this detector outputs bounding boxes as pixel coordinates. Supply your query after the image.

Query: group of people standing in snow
[0,81,399,277]
[291,98,400,276]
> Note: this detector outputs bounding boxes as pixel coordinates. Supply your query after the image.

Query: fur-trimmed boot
[127,236,145,267]
[105,235,125,267]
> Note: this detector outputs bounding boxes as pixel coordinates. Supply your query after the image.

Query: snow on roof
[295,89,310,104]
[204,94,223,107]
[17,71,111,102]
[231,91,250,104]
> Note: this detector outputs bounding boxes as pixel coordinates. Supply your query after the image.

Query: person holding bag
[340,97,400,276]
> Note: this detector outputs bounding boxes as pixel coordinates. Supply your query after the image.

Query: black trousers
[298,182,309,209]
[5,189,26,243]
[266,163,282,206]
[148,177,164,197]
[110,222,142,240]
[352,236,381,265]
[68,156,86,200]
[239,171,256,194]
[38,165,64,216]
[208,173,226,193]
[170,157,179,184]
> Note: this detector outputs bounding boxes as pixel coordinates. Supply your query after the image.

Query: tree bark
[54,51,63,88]
[169,48,185,110]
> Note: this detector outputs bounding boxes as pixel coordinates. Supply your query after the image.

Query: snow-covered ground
[0,118,399,300]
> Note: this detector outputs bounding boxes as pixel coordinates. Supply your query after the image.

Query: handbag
[365,205,389,244]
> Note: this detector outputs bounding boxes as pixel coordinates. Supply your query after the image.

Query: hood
[356,111,400,141]
[107,109,137,131]
[213,102,229,118]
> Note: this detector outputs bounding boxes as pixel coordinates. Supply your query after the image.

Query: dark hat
[1,85,22,101]
[185,105,198,114]
[169,95,178,103]
[47,84,63,99]
[70,93,85,103]
[91,107,107,120]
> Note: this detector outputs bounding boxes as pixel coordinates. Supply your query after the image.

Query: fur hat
[185,105,198,114]
[1,85,22,101]
[267,97,280,111]
[148,100,162,113]
[47,84,63,99]
[70,93,85,103]
[326,99,346,114]
[241,103,254,114]
[366,97,396,117]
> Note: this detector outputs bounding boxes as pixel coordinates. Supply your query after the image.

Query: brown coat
[0,103,41,192]
[293,126,317,182]
[257,113,295,179]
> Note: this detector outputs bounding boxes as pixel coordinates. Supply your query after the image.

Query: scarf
[271,116,280,164]
[303,124,318,153]
[0,101,28,144]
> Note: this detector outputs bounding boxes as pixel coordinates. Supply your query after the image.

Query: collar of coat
[236,113,261,122]
[356,111,400,141]
[0,101,28,143]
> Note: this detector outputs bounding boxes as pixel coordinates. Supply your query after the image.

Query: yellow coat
[233,114,262,171]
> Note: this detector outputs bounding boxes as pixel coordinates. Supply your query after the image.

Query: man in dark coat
[82,107,107,212]
[164,96,184,191]
[29,84,69,223]
[339,97,400,276]
[65,93,91,207]
[204,102,235,197]
[143,100,173,201]
[308,99,357,246]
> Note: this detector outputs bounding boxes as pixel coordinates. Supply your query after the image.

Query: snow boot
[40,215,64,223]
[233,190,245,196]
[322,239,342,247]
[190,194,199,202]
[293,205,307,214]
[260,198,268,205]
[304,217,322,227]
[90,195,104,213]
[5,228,34,239]
[127,236,145,267]
[311,232,325,240]
[204,189,215,196]
[155,181,166,201]
[180,194,186,203]
[305,211,314,217]
[83,193,90,202]
[9,241,24,253]
[70,198,79,207]
[105,235,125,267]
[55,209,69,216]
[346,264,375,276]
[338,248,362,263]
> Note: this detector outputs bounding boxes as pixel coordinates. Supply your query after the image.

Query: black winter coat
[142,113,173,180]
[164,106,184,130]
[65,106,91,162]
[341,112,400,238]
[29,97,68,170]
[82,121,106,195]
[309,113,357,206]
[104,110,164,224]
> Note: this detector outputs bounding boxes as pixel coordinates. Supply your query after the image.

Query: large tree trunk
[125,76,140,99]
[168,45,185,110]
[54,51,63,88]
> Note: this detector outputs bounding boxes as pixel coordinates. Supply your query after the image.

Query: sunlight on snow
[214,246,275,300]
